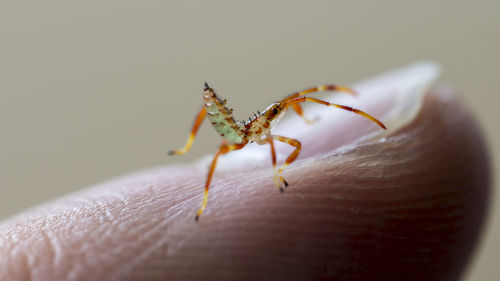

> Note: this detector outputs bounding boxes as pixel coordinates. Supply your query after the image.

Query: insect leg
[291,103,316,124]
[267,137,282,191]
[195,141,246,221]
[169,106,207,155]
[272,135,302,192]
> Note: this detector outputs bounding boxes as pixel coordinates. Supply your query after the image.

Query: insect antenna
[285,97,386,129]
[282,85,357,103]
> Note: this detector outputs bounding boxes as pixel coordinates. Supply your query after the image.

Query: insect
[169,82,386,221]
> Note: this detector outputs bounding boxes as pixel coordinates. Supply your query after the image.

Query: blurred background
[0,1,497,279]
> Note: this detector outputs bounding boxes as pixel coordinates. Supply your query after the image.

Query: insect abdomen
[205,103,244,143]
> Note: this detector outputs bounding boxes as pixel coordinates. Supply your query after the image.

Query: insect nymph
[170,82,386,221]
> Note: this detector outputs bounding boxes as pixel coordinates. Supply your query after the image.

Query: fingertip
[0,89,489,281]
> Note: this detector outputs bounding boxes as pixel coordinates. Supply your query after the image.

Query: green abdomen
[206,107,244,143]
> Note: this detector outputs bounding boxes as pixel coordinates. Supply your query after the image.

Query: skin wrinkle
[62,190,172,279]
[106,207,170,278]
[103,178,209,279]
[108,217,168,280]
[20,250,33,281]
[37,228,57,273]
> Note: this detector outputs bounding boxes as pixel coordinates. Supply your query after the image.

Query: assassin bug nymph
[169,82,387,221]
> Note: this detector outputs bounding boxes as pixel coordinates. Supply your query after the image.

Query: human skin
[0,89,490,281]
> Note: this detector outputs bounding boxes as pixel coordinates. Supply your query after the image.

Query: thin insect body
[169,82,387,221]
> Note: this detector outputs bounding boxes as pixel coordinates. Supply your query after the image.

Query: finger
[0,88,490,281]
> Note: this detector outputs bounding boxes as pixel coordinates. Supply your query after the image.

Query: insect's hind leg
[272,135,302,192]
[195,140,246,221]
[169,106,207,156]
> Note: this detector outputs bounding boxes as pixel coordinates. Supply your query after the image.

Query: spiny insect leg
[267,137,283,192]
[291,103,316,124]
[272,135,301,190]
[195,141,246,221]
[169,106,207,155]
[285,97,387,130]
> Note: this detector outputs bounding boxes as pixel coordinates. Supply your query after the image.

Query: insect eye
[272,108,279,114]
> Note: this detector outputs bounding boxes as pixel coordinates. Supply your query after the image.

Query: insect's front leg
[290,103,317,125]
[272,135,302,190]
[195,140,246,221]
[267,137,284,192]
[169,106,207,155]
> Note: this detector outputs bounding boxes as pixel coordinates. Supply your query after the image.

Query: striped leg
[291,103,317,124]
[267,137,282,191]
[195,141,246,221]
[169,106,207,155]
[272,135,302,192]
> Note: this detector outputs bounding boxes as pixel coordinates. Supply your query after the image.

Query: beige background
[0,1,498,280]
